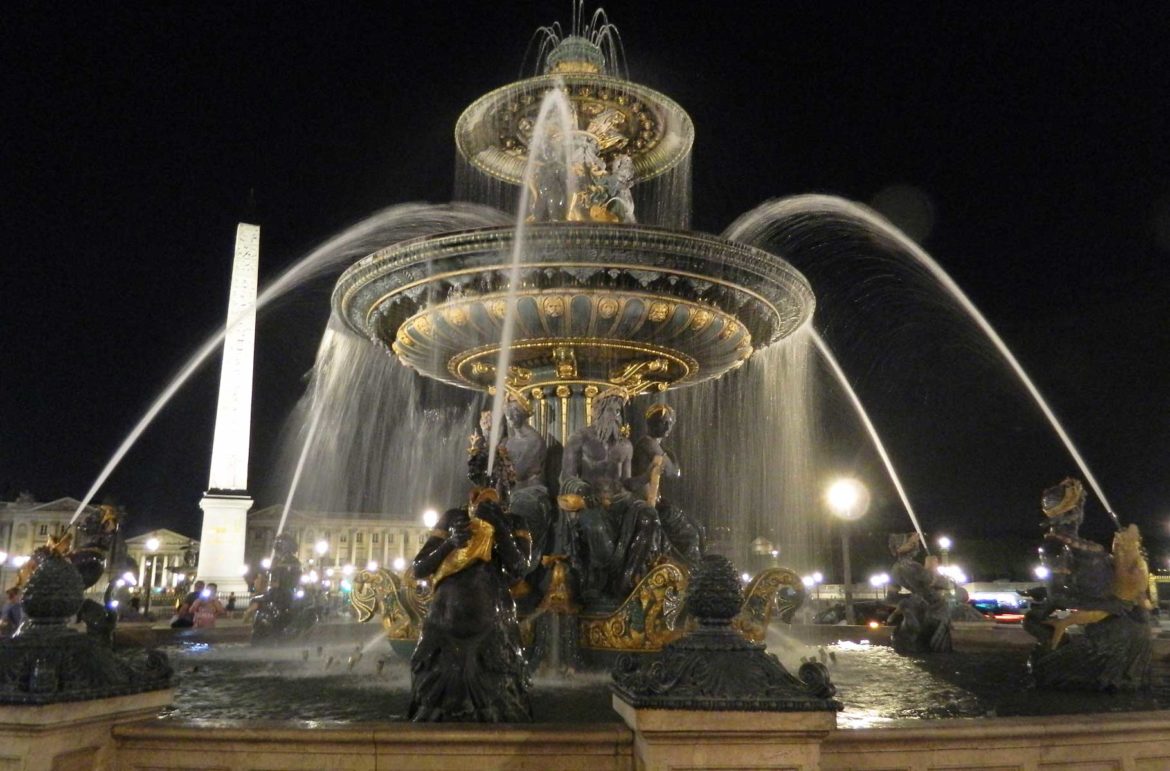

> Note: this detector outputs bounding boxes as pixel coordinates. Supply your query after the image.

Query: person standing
[0,588,22,637]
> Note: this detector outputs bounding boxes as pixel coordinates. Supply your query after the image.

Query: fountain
[13,5,1170,770]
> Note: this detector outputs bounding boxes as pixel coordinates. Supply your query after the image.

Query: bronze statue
[1024,478,1152,690]
[630,404,703,565]
[886,532,957,654]
[408,489,533,721]
[250,533,321,644]
[559,387,665,605]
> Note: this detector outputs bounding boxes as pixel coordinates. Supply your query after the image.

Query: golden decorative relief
[351,568,426,641]
[550,60,602,74]
[579,561,689,651]
[583,384,599,397]
[718,320,740,341]
[542,296,566,319]
[538,554,579,614]
[413,316,433,337]
[552,346,577,379]
[609,358,671,395]
[598,297,620,319]
[732,567,805,643]
[690,308,713,330]
[530,387,544,400]
[396,327,413,347]
[555,385,571,398]
[506,366,533,387]
[442,307,469,327]
[487,299,508,320]
[647,301,674,323]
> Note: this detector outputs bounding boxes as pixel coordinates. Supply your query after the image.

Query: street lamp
[1033,565,1050,581]
[422,509,439,529]
[826,478,871,625]
[393,557,406,573]
[869,572,890,599]
[937,535,952,565]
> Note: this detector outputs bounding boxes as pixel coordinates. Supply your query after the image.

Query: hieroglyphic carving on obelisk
[196,223,259,594]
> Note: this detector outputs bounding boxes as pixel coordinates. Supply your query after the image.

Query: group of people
[170,579,227,629]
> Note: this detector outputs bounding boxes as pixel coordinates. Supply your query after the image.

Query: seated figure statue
[408,490,533,722]
[559,387,665,605]
[499,388,553,566]
[1023,478,1152,690]
[629,404,703,566]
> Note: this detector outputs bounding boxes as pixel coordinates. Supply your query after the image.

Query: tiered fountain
[8,7,1169,771]
[334,20,817,666]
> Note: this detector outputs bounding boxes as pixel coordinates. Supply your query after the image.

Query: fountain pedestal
[0,690,175,771]
[613,701,835,771]
[611,555,839,770]
[0,551,176,769]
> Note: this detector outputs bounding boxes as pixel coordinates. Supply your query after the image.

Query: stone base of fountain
[0,686,175,771]
[99,696,1170,771]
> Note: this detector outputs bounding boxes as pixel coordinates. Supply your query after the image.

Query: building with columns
[123,528,199,594]
[0,494,93,589]
[245,506,433,573]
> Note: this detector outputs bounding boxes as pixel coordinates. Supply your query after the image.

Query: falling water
[667,331,825,571]
[270,324,475,528]
[273,329,333,542]
[725,194,1115,517]
[72,203,510,524]
[811,330,927,551]
[485,87,577,474]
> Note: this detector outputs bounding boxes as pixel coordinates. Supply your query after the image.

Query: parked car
[968,598,1027,624]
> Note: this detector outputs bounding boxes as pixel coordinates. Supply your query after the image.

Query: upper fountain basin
[332,223,814,393]
[456,73,694,185]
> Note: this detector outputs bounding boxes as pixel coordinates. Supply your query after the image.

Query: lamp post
[826,478,871,625]
[937,535,952,566]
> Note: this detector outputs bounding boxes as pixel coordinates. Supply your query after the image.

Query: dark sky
[3,3,1168,573]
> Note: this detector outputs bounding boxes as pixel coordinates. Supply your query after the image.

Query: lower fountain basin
[159,631,1170,727]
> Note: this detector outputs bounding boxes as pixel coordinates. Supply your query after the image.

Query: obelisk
[196,222,259,596]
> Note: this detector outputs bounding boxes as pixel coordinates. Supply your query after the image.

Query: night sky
[3,4,1168,576]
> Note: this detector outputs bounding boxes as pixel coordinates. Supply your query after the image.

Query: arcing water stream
[726,194,1116,519]
[71,203,511,525]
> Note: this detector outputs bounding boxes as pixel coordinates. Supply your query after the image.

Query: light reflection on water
[162,637,1165,727]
